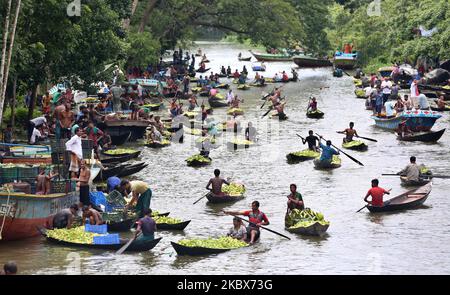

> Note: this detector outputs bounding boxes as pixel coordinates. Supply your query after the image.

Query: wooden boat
[110,132,131,146]
[171,241,235,256]
[372,111,441,132]
[249,50,293,62]
[102,150,141,158]
[99,153,135,164]
[306,110,324,119]
[400,176,431,187]
[142,103,163,111]
[208,98,228,108]
[206,192,245,204]
[104,120,150,141]
[313,156,341,170]
[196,67,211,73]
[430,105,450,112]
[285,218,329,237]
[1,156,52,165]
[342,140,368,151]
[270,113,288,121]
[145,140,171,148]
[39,228,162,252]
[293,56,332,68]
[397,129,445,142]
[117,162,148,177]
[94,164,126,182]
[238,57,252,61]
[0,192,79,241]
[367,183,432,213]
[333,52,358,69]
[107,218,134,232]
[156,220,191,231]
[286,150,320,163]
[186,156,211,167]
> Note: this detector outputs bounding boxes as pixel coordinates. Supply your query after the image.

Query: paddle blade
[116,237,135,255]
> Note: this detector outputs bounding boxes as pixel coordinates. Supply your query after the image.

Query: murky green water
[1,41,450,275]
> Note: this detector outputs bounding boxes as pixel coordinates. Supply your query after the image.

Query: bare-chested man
[36,167,59,195]
[53,103,66,140]
[206,169,230,196]
[60,103,74,139]
[75,160,91,206]
[337,122,359,143]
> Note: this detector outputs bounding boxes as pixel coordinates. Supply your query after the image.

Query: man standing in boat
[397,156,420,183]
[364,179,390,207]
[122,180,153,218]
[224,201,270,245]
[206,169,230,196]
[66,127,84,179]
[337,122,359,143]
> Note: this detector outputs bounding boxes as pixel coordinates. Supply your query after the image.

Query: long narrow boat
[249,50,293,62]
[333,52,358,69]
[0,192,79,241]
[367,182,432,213]
[117,163,148,177]
[293,56,332,68]
[156,220,191,231]
[39,228,162,252]
[430,105,450,112]
[208,98,228,108]
[102,150,141,158]
[196,67,211,73]
[206,192,245,204]
[397,129,445,142]
[171,241,232,256]
[99,153,135,164]
[372,111,441,132]
[104,120,150,141]
[238,57,252,61]
[94,164,126,182]
[110,132,131,146]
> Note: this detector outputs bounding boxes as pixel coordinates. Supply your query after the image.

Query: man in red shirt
[364,179,390,207]
[223,201,269,244]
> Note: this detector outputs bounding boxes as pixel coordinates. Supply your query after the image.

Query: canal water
[1,41,450,275]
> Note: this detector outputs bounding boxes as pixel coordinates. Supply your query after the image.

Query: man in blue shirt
[319,139,339,164]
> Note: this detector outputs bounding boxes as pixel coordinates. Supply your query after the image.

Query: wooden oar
[296,134,305,141]
[315,133,364,166]
[356,135,377,142]
[261,106,273,118]
[233,216,291,240]
[116,232,141,255]
[193,192,210,205]
[382,173,450,179]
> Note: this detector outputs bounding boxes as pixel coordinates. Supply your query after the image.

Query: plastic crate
[82,148,93,159]
[0,178,16,185]
[51,179,70,194]
[85,224,108,234]
[90,191,107,207]
[0,167,18,179]
[104,203,124,213]
[93,234,120,245]
[17,166,39,179]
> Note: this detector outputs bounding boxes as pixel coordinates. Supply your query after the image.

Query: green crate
[17,167,39,179]
[0,167,18,179]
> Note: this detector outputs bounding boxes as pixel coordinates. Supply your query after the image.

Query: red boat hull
[1,216,53,241]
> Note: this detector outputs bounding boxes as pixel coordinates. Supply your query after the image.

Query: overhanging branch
[192,21,249,34]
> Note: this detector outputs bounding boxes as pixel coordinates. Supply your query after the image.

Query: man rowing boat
[302,130,320,152]
[317,136,339,165]
[307,97,318,112]
[397,156,420,183]
[364,179,390,207]
[337,122,359,143]
[224,201,270,244]
[206,169,230,196]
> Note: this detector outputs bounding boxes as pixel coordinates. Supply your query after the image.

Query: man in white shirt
[28,116,47,144]
[410,79,420,106]
[65,127,84,178]
[418,94,430,110]
[384,101,395,118]
[381,78,392,104]
[30,127,43,144]
[226,90,234,105]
